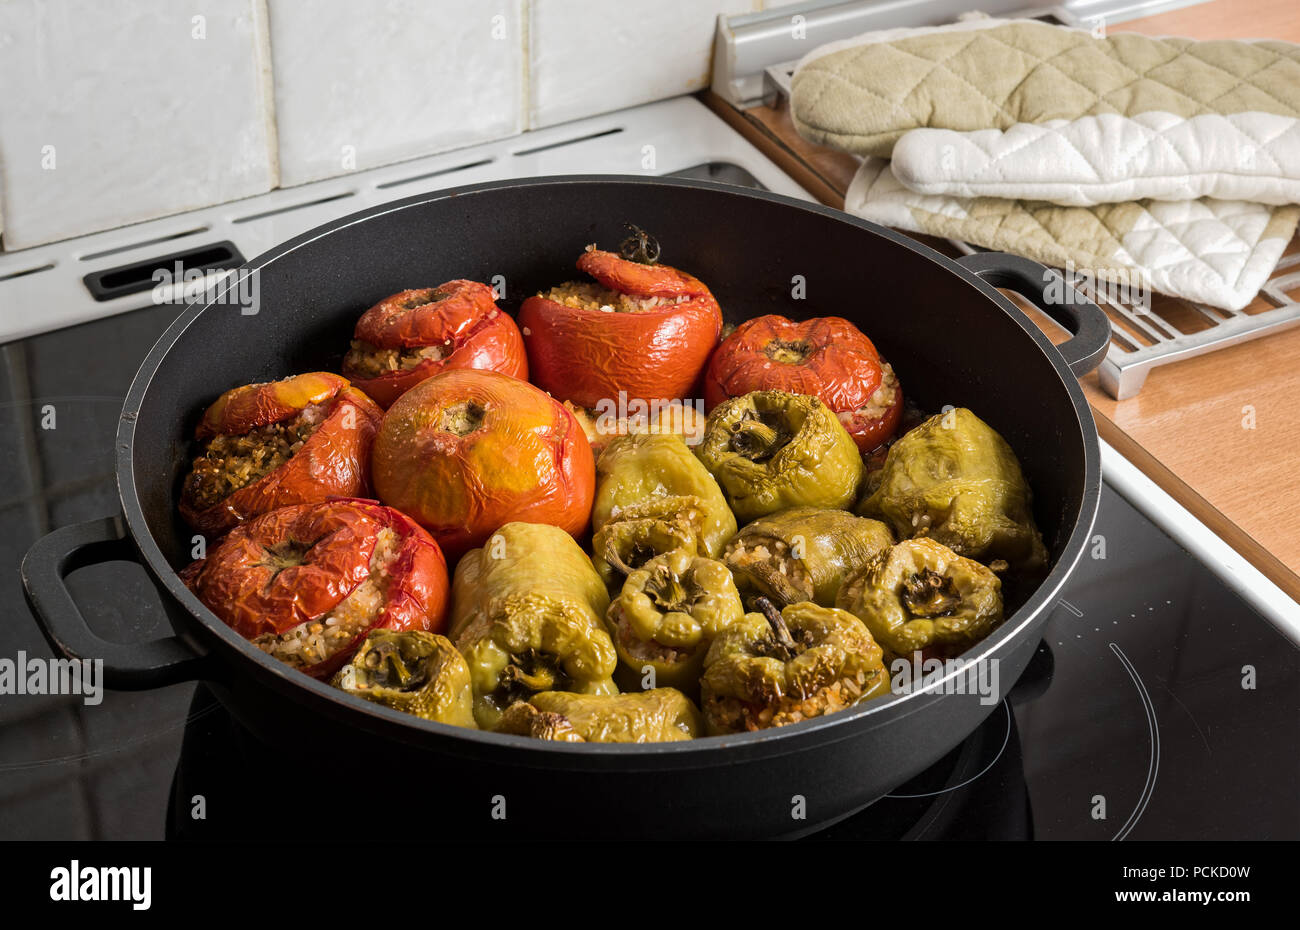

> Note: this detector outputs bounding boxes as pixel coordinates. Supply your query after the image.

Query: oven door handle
[21,515,208,690]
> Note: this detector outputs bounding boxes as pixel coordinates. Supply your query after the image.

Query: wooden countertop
[703,0,1300,602]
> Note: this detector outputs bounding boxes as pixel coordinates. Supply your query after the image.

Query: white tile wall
[0,0,276,250]
[0,0,823,247]
[268,0,524,187]
[527,0,757,129]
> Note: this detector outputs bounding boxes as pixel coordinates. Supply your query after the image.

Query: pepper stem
[755,596,799,660]
[729,416,787,462]
[619,224,660,264]
[645,562,691,612]
[603,537,638,579]
[748,561,805,608]
[385,650,412,687]
[505,663,556,693]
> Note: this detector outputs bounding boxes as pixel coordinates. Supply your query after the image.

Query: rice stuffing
[609,603,686,665]
[183,403,328,511]
[842,362,899,426]
[344,339,449,379]
[724,537,813,601]
[539,282,690,313]
[254,527,402,669]
[706,666,885,732]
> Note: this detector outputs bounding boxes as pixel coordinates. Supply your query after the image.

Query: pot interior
[126,178,1089,611]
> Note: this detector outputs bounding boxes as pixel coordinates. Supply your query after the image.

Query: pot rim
[116,174,1100,758]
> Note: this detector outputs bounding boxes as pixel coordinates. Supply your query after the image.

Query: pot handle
[956,252,1111,377]
[21,515,207,689]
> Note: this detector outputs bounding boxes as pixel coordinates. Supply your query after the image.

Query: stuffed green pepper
[695,390,863,522]
[837,537,1003,659]
[858,407,1047,571]
[605,548,747,692]
[591,433,737,589]
[494,688,702,743]
[452,522,618,729]
[700,598,888,734]
[333,629,476,727]
[723,506,894,609]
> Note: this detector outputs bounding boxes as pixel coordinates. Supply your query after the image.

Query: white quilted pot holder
[891,112,1300,206]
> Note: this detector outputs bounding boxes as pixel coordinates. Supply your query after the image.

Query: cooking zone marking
[884,699,1011,799]
[1110,643,1160,841]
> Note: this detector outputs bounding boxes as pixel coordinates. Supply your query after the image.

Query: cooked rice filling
[843,362,899,426]
[183,403,327,511]
[707,665,884,732]
[344,339,450,379]
[610,603,687,665]
[725,538,813,605]
[254,527,401,669]
[539,281,691,313]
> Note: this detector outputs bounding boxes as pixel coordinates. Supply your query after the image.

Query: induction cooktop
[2,157,1295,841]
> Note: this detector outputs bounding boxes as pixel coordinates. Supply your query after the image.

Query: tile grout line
[520,0,533,132]
[252,0,281,190]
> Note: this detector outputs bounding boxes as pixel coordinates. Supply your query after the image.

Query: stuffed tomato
[342,279,527,408]
[181,499,449,679]
[371,368,595,558]
[179,372,383,538]
[518,238,722,409]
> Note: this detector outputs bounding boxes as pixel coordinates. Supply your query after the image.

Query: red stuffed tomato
[371,368,595,559]
[342,279,527,408]
[518,241,722,409]
[179,372,384,538]
[180,499,449,679]
[705,315,904,452]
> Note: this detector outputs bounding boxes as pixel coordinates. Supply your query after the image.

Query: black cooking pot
[22,176,1108,840]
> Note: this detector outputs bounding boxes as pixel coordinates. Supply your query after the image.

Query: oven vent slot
[376,158,495,190]
[512,127,623,156]
[232,191,356,225]
[82,241,245,302]
[0,262,54,282]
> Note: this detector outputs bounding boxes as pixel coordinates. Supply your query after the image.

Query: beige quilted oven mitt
[790,17,1300,310]
[791,17,1300,158]
[846,159,1300,311]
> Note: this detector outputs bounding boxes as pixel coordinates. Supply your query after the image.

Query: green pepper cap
[700,598,887,734]
[696,391,863,523]
[837,537,1004,659]
[333,630,476,728]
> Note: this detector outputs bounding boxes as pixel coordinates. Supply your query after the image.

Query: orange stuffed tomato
[518,240,722,409]
[371,368,595,558]
[180,499,449,679]
[704,315,904,452]
[179,372,383,538]
[342,279,528,408]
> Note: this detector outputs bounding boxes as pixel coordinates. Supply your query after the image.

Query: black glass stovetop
[2,167,1297,841]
